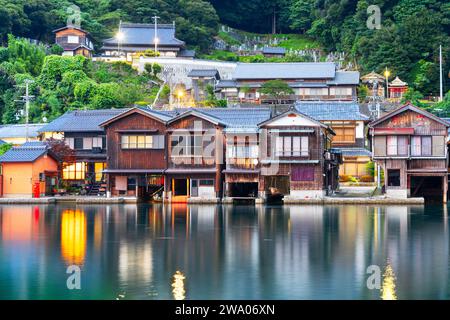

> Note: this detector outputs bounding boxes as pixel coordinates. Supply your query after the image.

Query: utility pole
[440,45,443,102]
[153,15,160,54]
[15,79,34,142]
[118,20,122,56]
[272,9,276,34]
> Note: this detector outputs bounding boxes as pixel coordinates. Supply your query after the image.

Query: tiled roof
[187,69,220,78]
[295,101,369,121]
[173,107,272,128]
[0,145,49,163]
[22,141,47,147]
[103,23,185,47]
[0,123,45,138]
[331,147,372,157]
[39,109,130,133]
[232,62,336,80]
[327,71,360,85]
[262,47,286,54]
[216,80,237,88]
[178,49,196,58]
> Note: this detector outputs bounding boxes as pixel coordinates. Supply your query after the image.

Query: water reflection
[0,203,449,299]
[381,262,397,300]
[60,209,87,266]
[172,271,186,300]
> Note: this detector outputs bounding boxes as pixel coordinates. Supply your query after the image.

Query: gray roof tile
[327,71,360,85]
[188,69,220,78]
[103,23,184,47]
[0,145,49,162]
[0,123,45,138]
[295,101,369,121]
[173,107,272,128]
[331,147,372,157]
[39,109,130,133]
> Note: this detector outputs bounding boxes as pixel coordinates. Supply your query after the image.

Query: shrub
[340,175,358,183]
[360,175,374,183]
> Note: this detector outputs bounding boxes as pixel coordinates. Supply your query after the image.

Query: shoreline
[0,196,425,205]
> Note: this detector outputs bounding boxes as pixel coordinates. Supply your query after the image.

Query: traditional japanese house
[369,103,449,202]
[165,109,225,203]
[216,62,360,104]
[101,22,187,60]
[0,142,59,198]
[258,108,338,200]
[295,101,371,179]
[219,108,271,201]
[53,25,94,58]
[38,109,127,192]
[0,123,45,145]
[99,108,172,198]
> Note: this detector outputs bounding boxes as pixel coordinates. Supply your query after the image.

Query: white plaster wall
[266,114,320,127]
[355,121,365,139]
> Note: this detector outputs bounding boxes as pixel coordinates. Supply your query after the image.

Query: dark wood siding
[105,113,166,170]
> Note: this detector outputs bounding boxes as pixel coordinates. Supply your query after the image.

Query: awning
[115,129,159,133]
[165,168,217,174]
[373,127,414,135]
[223,169,260,174]
[103,169,164,174]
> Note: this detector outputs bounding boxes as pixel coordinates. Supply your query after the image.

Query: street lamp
[177,89,184,107]
[384,68,390,99]
[116,31,124,56]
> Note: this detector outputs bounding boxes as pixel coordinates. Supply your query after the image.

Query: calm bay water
[0,203,449,300]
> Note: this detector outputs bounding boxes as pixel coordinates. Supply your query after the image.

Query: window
[191,135,203,156]
[121,135,164,149]
[330,121,356,144]
[227,145,258,159]
[65,137,74,149]
[83,137,92,150]
[274,135,309,157]
[422,136,432,156]
[67,35,79,43]
[386,136,408,156]
[171,134,209,156]
[94,162,106,182]
[199,179,214,186]
[74,138,83,150]
[62,162,86,180]
[387,170,401,187]
[291,166,315,181]
[331,87,352,97]
[397,136,408,155]
[93,137,103,149]
[301,136,309,156]
[309,88,327,97]
[283,137,292,156]
[127,177,137,191]
[387,136,397,155]
[411,136,421,156]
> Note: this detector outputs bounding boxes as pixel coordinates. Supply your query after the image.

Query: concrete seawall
[0,196,424,205]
